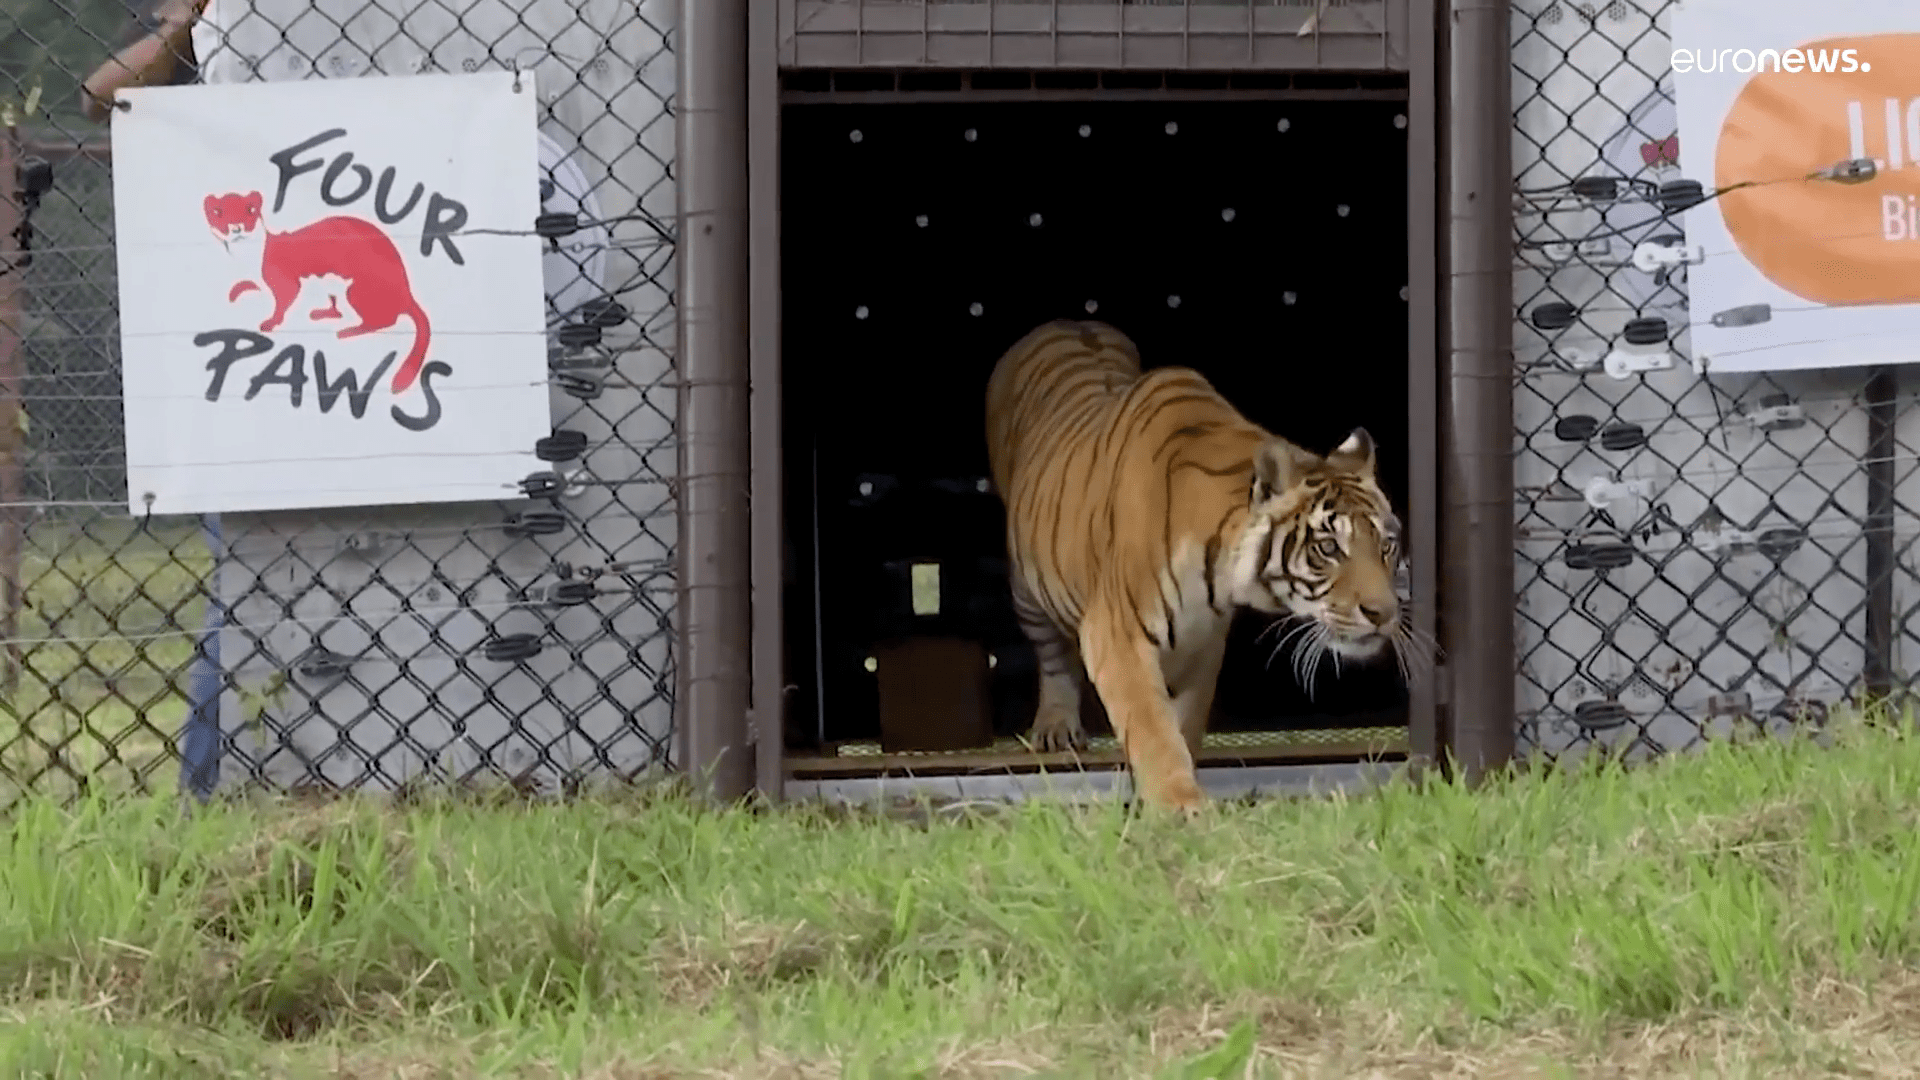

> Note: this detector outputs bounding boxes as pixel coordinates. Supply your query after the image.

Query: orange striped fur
[985,319,1408,814]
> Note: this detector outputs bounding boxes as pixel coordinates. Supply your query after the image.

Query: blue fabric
[179,513,224,799]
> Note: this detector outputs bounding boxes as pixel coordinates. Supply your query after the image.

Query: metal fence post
[0,128,23,699]
[1443,0,1515,780]
[1405,0,1441,775]
[747,0,786,799]
[1865,365,1898,701]
[676,0,755,801]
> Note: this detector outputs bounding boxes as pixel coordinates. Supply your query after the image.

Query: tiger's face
[1238,428,1405,667]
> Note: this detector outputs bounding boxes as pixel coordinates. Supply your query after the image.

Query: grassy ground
[2,713,1919,1078]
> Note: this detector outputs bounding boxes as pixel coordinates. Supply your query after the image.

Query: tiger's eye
[1316,538,1341,558]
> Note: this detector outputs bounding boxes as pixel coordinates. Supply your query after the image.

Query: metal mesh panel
[1511,0,1886,760]
[0,0,678,806]
[780,0,1409,71]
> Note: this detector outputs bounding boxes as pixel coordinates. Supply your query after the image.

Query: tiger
[984,319,1412,814]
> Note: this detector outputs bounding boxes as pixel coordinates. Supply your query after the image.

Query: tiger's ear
[1253,436,1317,501]
[1327,427,1376,478]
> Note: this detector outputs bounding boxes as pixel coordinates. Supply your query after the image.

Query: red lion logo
[204,191,433,394]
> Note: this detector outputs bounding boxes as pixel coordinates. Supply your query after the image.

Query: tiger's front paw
[1026,707,1087,753]
[1142,771,1207,818]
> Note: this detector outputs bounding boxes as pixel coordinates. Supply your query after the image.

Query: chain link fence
[0,0,679,807]
[10,0,1904,807]
[1511,0,1906,760]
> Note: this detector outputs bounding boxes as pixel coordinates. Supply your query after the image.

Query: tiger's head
[1235,427,1411,679]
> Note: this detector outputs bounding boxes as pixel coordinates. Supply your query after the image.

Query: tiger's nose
[1359,601,1397,628]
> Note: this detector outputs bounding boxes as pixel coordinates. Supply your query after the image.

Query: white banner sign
[111,70,548,515]
[1674,0,1920,373]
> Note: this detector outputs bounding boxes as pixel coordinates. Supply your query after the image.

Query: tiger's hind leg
[1012,578,1087,752]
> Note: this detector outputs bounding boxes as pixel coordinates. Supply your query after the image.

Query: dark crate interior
[780,97,1411,751]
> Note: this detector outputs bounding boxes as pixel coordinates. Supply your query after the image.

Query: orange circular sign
[1714,33,1920,307]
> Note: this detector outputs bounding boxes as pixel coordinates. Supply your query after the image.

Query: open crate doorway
[780,94,1414,776]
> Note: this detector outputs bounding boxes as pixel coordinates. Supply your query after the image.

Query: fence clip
[1603,345,1674,379]
[1571,699,1632,731]
[1741,396,1806,432]
[337,531,389,556]
[1583,475,1656,509]
[294,648,356,681]
[1631,239,1704,274]
[481,633,544,663]
[1694,526,1757,556]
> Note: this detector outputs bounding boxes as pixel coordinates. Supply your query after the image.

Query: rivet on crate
[1571,699,1631,731]
[481,633,544,663]
[536,429,589,463]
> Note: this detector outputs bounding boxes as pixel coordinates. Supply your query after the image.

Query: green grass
[3,714,1920,1077]
[1,519,210,805]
